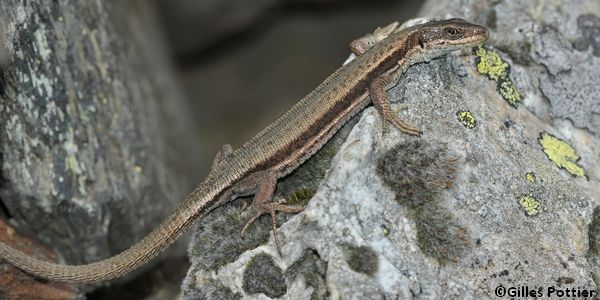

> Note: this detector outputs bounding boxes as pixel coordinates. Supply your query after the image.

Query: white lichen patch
[63,127,90,196]
[33,23,52,61]
[28,66,54,97]
[88,30,108,78]
[64,127,82,175]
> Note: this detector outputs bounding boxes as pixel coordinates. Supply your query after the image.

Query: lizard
[0,18,489,284]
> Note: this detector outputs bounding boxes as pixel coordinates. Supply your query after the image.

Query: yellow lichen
[67,156,79,174]
[457,111,477,129]
[525,172,536,183]
[519,195,540,216]
[474,46,522,107]
[538,133,586,178]
[499,80,521,106]
[475,47,509,81]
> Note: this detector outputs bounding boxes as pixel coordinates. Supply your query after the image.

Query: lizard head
[416,18,489,51]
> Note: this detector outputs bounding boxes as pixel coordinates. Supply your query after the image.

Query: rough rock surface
[0,220,82,299]
[0,0,197,276]
[183,0,600,299]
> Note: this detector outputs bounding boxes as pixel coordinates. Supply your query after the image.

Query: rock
[0,219,82,299]
[183,1,599,298]
[0,0,197,276]
[158,0,372,57]
[157,0,278,56]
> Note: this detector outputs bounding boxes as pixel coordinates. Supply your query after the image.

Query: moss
[457,110,477,129]
[538,133,586,178]
[588,207,600,257]
[344,245,379,276]
[474,46,522,106]
[243,253,287,298]
[375,140,458,205]
[190,199,272,271]
[376,140,470,264]
[285,188,316,206]
[592,272,600,297]
[413,202,471,264]
[525,172,536,183]
[486,9,497,30]
[184,278,241,300]
[285,249,327,300]
[382,225,390,237]
[519,194,540,216]
[494,41,534,66]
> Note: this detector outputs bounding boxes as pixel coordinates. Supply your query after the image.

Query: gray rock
[157,0,278,55]
[0,0,198,270]
[184,1,600,299]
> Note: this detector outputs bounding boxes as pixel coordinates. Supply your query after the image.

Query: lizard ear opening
[418,37,425,49]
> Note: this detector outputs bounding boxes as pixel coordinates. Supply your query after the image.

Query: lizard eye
[446,27,460,36]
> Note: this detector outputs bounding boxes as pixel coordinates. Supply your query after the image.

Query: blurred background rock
[159,0,423,174]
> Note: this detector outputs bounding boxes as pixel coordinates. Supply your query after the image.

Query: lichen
[519,194,540,216]
[475,46,522,106]
[457,110,477,129]
[525,172,536,183]
[499,80,521,106]
[538,133,586,178]
[475,46,509,81]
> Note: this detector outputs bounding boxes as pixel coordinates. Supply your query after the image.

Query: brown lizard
[0,18,489,284]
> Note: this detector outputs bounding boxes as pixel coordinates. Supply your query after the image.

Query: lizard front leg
[369,68,422,136]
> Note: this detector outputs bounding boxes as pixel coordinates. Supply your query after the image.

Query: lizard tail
[0,185,210,284]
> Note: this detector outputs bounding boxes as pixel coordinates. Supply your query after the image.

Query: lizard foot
[369,74,422,137]
[376,104,422,138]
[235,170,304,255]
[241,202,304,255]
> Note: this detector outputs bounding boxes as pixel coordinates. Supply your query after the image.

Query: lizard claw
[240,202,304,255]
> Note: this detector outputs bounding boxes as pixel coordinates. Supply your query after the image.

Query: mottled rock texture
[0,0,197,284]
[183,0,600,299]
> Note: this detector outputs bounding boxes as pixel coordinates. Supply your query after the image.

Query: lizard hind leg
[350,21,400,56]
[238,170,304,255]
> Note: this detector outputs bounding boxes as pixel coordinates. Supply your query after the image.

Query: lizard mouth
[465,27,490,45]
